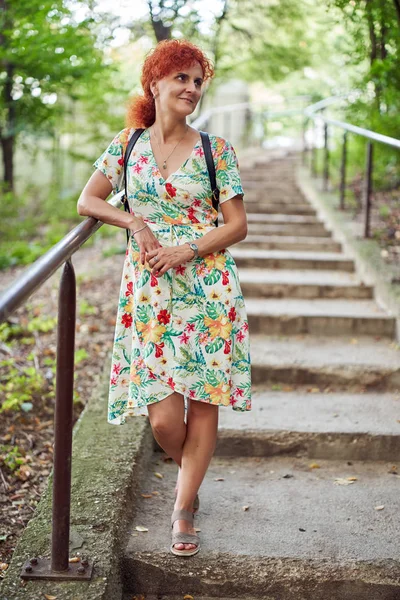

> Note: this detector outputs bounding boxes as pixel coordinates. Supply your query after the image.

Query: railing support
[21,259,93,581]
[323,122,329,191]
[363,142,373,239]
[311,120,317,177]
[339,132,348,210]
[302,117,307,165]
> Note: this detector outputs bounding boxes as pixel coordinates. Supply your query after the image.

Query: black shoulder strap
[200,131,220,228]
[123,128,144,243]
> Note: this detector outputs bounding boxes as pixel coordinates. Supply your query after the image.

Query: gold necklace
[151,125,189,170]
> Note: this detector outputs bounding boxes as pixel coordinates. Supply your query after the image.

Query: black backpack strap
[123,128,144,243]
[200,131,220,228]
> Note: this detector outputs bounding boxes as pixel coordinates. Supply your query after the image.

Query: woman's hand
[131,224,162,265]
[146,244,194,276]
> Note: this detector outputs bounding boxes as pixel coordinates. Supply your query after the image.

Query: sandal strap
[172,531,200,545]
[171,508,194,526]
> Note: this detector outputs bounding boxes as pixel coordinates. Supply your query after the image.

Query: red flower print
[125,281,133,297]
[187,207,200,223]
[189,390,196,398]
[113,363,121,375]
[165,183,177,197]
[243,322,249,332]
[110,376,117,386]
[230,396,236,406]
[157,309,170,325]
[139,155,149,164]
[223,340,231,354]
[133,163,143,174]
[155,342,165,358]
[168,377,176,390]
[149,371,157,380]
[121,313,132,328]
[228,307,237,322]
[185,322,196,332]
[236,331,245,342]
[150,273,159,287]
[118,157,124,166]
[195,146,204,157]
[235,388,244,397]
[179,332,190,344]
[193,199,201,207]
[222,270,230,285]
[175,265,186,275]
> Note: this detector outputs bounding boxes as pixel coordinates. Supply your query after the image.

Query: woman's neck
[151,115,188,144]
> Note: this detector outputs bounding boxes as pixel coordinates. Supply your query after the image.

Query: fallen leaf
[135,526,149,532]
[347,477,358,481]
[214,477,224,481]
[151,491,160,495]
[184,596,194,600]
[141,494,153,498]
[154,472,163,479]
[0,563,9,572]
[334,478,355,485]
[350,338,358,344]
[309,463,320,469]
[44,595,57,600]
[243,505,249,511]
[194,527,201,532]
[375,505,385,511]
[68,557,80,563]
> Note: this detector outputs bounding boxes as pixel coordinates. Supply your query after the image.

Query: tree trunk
[0,0,15,191]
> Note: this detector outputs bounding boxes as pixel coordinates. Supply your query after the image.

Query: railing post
[302,117,307,165]
[21,258,93,580]
[339,131,348,210]
[323,122,329,191]
[363,142,373,238]
[311,119,317,177]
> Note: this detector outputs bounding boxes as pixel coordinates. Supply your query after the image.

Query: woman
[77,39,252,557]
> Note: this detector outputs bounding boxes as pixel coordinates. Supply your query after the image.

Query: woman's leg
[172,399,219,551]
[147,391,186,466]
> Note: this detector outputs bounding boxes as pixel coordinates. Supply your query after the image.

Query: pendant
[163,161,167,169]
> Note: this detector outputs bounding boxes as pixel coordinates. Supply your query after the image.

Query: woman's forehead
[170,62,204,77]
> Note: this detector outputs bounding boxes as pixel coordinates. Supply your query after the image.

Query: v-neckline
[146,128,201,183]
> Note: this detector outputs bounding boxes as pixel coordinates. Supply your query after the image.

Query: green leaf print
[137,303,151,324]
[205,301,226,319]
[205,337,224,354]
[137,269,150,289]
[122,347,131,365]
[176,278,192,294]
[160,202,182,219]
[205,368,220,387]
[119,366,130,374]
[204,270,221,285]
[163,335,176,356]
[143,342,154,359]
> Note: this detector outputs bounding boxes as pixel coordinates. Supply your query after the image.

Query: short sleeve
[214,137,244,204]
[92,128,132,194]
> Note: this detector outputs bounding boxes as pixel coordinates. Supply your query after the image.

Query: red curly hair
[125,39,214,129]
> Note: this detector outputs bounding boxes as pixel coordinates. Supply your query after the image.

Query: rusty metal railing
[0,191,124,581]
[303,104,400,238]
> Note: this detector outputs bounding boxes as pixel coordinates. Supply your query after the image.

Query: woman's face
[151,61,204,118]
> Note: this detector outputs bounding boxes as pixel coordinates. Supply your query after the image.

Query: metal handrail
[309,115,400,150]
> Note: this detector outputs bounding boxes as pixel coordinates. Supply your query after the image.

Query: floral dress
[93,127,252,425]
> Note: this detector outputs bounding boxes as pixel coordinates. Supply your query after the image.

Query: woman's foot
[171,511,199,552]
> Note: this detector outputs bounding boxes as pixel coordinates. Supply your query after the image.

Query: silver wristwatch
[188,242,199,259]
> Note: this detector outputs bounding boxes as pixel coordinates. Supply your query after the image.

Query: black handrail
[304,105,400,239]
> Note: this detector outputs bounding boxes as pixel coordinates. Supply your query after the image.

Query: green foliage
[0,445,26,473]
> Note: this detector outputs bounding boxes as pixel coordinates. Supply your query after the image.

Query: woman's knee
[147,391,185,434]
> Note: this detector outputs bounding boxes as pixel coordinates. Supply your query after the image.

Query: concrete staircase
[121,154,400,599]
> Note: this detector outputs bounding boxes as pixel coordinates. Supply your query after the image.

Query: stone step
[236,235,342,253]
[248,222,330,237]
[245,297,395,337]
[238,268,373,299]
[245,213,321,225]
[244,202,316,215]
[123,454,400,599]
[230,248,355,271]
[249,333,400,389]
[217,389,400,460]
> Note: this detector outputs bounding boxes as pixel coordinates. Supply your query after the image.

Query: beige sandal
[170,508,200,557]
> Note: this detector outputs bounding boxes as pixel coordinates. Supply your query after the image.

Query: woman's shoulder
[198,132,235,157]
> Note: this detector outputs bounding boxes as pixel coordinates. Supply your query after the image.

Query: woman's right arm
[77,169,162,265]
[77,169,145,231]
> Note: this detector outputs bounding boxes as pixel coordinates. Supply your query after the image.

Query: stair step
[249,334,400,389]
[237,235,342,252]
[248,223,330,237]
[238,268,373,299]
[244,202,316,215]
[246,213,321,224]
[123,454,400,599]
[230,248,355,271]
[217,390,400,460]
[245,297,395,337]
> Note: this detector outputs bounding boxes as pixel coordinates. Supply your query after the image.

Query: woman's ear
[150,81,159,98]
